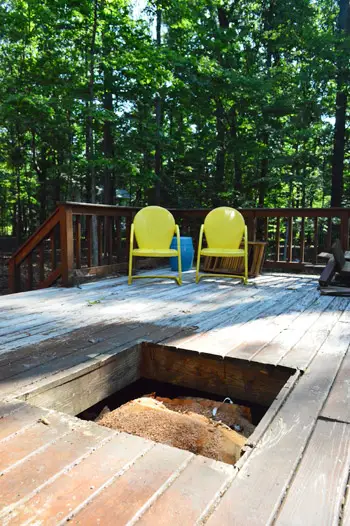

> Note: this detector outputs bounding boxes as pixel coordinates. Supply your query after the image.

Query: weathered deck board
[275,419,350,526]
[228,286,321,363]
[6,433,151,526]
[278,294,341,369]
[0,323,194,398]
[0,271,349,525]
[131,456,233,526]
[0,412,74,473]
[165,279,310,353]
[0,404,50,441]
[0,272,304,355]
[343,488,350,526]
[252,292,335,366]
[321,347,350,424]
[0,423,111,515]
[69,444,193,525]
[206,322,350,526]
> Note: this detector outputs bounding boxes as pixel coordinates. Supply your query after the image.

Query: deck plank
[280,296,350,370]
[0,272,350,525]
[230,287,321,363]
[0,277,236,354]
[252,293,334,365]
[0,422,111,516]
[132,456,233,526]
[0,404,50,441]
[0,413,74,473]
[5,433,151,526]
[206,282,316,360]
[69,444,193,525]
[205,322,349,526]
[166,279,309,352]
[343,487,350,526]
[275,419,350,526]
[321,347,350,424]
[0,323,194,398]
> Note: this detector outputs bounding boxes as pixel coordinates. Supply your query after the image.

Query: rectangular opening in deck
[17,343,296,466]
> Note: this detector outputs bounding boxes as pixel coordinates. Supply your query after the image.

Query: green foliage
[0,0,349,238]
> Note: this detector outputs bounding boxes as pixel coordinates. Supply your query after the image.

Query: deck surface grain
[0,271,349,524]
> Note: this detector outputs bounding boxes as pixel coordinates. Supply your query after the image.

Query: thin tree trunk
[331,89,347,206]
[214,98,226,206]
[229,106,242,193]
[16,167,22,244]
[258,133,268,207]
[153,6,162,205]
[86,0,99,264]
[258,0,274,208]
[330,0,349,207]
[103,66,115,205]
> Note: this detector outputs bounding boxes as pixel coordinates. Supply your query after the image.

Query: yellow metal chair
[128,206,182,285]
[195,207,248,284]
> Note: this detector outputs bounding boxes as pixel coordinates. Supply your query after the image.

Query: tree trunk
[153,6,162,205]
[330,0,349,207]
[15,167,22,244]
[331,90,347,207]
[258,132,268,207]
[229,106,242,194]
[258,0,274,208]
[86,0,99,264]
[214,98,226,206]
[103,66,115,205]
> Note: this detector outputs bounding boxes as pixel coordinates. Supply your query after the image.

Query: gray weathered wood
[22,346,143,415]
[275,419,350,526]
[321,347,350,424]
[205,322,349,526]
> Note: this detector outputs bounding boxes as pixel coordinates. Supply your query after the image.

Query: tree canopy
[0,0,349,240]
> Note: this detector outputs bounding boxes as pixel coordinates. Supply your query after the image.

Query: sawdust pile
[97,396,255,464]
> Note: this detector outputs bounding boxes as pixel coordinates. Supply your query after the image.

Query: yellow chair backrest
[204,207,245,249]
[133,206,176,249]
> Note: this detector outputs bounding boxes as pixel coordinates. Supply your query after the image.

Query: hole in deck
[18,343,296,466]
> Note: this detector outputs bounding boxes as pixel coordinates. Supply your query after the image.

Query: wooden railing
[8,203,350,293]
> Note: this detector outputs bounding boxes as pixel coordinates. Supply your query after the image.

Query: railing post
[300,217,305,263]
[246,212,256,241]
[340,211,349,251]
[8,258,20,293]
[125,213,132,263]
[275,217,280,262]
[313,216,319,264]
[60,205,74,286]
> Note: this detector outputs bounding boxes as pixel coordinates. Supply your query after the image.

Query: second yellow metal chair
[195,206,248,284]
[128,206,182,285]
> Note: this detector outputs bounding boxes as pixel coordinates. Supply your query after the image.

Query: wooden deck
[0,270,350,525]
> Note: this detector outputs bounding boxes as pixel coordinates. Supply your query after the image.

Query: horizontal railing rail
[8,203,350,293]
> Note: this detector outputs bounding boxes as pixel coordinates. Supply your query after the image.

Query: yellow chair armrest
[175,224,181,251]
[130,223,134,251]
[198,224,204,253]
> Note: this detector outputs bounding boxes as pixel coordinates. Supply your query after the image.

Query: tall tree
[331,0,350,206]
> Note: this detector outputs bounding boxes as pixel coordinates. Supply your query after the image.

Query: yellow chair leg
[196,224,204,283]
[128,252,133,285]
[243,225,248,285]
[177,251,182,285]
[195,253,201,283]
[176,225,182,285]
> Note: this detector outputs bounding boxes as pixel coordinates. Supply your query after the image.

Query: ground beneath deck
[0,270,350,525]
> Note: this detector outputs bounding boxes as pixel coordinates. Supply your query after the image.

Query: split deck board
[0,270,349,524]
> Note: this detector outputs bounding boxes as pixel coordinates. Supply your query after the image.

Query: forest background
[0,0,349,243]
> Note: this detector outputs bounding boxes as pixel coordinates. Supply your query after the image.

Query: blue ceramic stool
[170,236,194,271]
